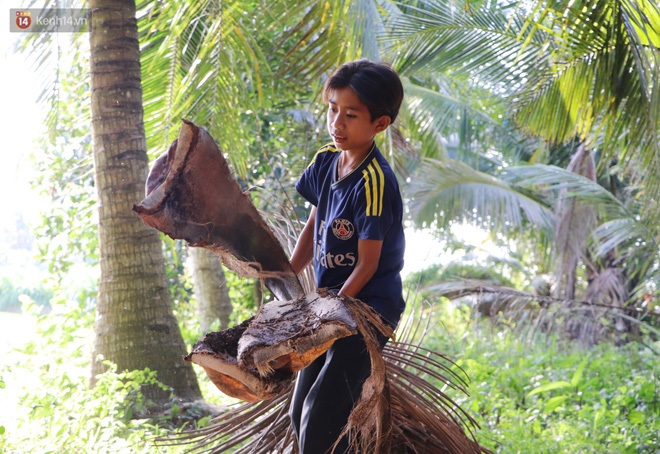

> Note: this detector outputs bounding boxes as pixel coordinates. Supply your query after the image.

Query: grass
[417,302,660,454]
[458,332,659,453]
[0,301,658,453]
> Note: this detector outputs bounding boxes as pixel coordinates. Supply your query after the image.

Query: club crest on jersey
[332,218,354,240]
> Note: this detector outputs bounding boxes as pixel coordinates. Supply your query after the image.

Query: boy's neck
[337,142,374,179]
[341,141,374,165]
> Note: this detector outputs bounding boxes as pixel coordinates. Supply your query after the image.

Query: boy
[288,59,406,454]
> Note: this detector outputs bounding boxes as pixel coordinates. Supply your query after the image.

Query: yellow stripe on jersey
[306,144,339,169]
[367,163,378,216]
[362,158,385,216]
[374,159,385,216]
[362,168,373,215]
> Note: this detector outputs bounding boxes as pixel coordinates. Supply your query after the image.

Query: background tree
[386,0,659,339]
[88,0,200,404]
[188,248,232,332]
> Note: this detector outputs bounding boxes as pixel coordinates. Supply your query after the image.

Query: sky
[0,3,52,283]
[0,11,46,227]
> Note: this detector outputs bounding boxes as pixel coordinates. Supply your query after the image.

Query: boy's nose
[332,116,344,128]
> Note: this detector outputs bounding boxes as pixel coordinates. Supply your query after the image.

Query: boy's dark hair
[322,59,404,123]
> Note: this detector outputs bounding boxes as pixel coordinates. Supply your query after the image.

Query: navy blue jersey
[296,142,405,326]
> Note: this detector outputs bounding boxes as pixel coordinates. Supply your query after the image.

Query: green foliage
[398,299,659,452]
[224,271,259,324]
[0,277,52,313]
[30,38,96,280]
[451,329,660,453]
[0,297,206,453]
[11,364,173,453]
[3,291,658,453]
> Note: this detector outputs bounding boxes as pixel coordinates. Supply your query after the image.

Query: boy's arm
[290,206,317,276]
[338,238,383,298]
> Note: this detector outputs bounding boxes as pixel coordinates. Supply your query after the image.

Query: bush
[0,277,52,313]
[451,329,660,453]
[0,296,216,453]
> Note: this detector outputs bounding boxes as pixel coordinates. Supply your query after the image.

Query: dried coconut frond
[340,294,487,453]
[156,297,491,454]
[155,393,295,453]
[553,144,596,300]
[432,279,659,345]
[335,295,395,454]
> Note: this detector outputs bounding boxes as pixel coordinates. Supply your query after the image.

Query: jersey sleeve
[296,157,319,206]
[353,161,397,241]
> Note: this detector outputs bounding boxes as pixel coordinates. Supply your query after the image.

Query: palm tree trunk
[189,247,232,332]
[553,143,596,300]
[88,0,201,405]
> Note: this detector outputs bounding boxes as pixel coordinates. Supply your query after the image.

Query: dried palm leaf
[431,279,660,346]
[156,298,491,453]
[133,120,304,302]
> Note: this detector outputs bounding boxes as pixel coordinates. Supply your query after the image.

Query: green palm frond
[403,78,539,170]
[270,0,358,82]
[500,164,630,220]
[387,0,551,88]
[16,0,90,137]
[405,81,500,152]
[406,82,499,132]
[347,0,388,60]
[138,0,268,176]
[593,218,651,257]
[409,158,556,232]
[513,0,660,201]
[270,0,401,82]
[387,0,660,206]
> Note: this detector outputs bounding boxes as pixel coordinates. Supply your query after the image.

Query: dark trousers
[289,330,389,454]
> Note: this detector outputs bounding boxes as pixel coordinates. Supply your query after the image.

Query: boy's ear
[374,115,391,133]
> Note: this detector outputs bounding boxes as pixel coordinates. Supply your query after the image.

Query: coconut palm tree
[385,0,659,339]
[188,247,232,332]
[87,0,201,404]
[19,0,210,405]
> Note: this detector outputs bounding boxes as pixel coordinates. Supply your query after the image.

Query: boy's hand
[338,238,382,298]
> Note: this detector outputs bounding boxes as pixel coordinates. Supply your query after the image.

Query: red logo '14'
[16,11,32,30]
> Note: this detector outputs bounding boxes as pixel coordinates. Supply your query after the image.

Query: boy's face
[327,87,390,157]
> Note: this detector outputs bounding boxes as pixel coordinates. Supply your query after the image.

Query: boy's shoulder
[371,145,394,171]
[369,145,399,185]
[306,143,340,169]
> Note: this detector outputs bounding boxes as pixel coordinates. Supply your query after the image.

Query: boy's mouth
[332,134,346,143]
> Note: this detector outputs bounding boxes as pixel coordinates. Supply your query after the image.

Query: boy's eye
[347,114,356,118]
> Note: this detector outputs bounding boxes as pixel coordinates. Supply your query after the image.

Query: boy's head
[323,59,404,123]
